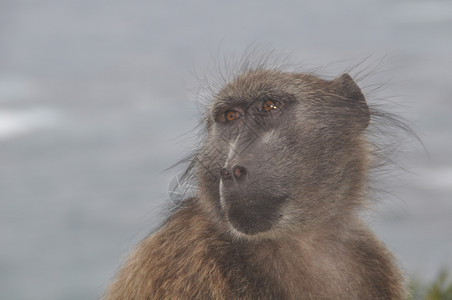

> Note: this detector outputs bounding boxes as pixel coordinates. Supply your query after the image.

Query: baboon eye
[262,99,281,112]
[224,110,242,122]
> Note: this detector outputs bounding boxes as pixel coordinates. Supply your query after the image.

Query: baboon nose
[220,166,247,182]
[232,165,247,179]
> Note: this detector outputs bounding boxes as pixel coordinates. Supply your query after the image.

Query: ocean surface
[1,1,451,299]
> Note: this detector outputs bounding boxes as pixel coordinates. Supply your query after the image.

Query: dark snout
[219,135,286,235]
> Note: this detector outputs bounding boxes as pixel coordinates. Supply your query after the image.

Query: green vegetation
[408,271,452,300]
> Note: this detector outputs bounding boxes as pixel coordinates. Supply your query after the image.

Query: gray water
[1,1,451,299]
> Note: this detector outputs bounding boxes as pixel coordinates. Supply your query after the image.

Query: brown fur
[104,68,406,299]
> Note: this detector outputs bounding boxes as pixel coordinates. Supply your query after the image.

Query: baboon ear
[334,73,365,103]
[333,73,370,130]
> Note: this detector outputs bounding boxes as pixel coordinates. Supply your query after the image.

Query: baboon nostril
[220,168,232,181]
[232,165,247,179]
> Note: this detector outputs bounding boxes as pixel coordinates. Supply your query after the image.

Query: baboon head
[196,69,371,239]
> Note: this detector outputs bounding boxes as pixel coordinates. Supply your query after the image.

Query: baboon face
[197,70,370,237]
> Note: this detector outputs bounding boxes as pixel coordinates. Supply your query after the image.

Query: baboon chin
[104,66,406,299]
[223,194,286,236]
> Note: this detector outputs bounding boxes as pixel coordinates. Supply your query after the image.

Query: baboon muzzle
[219,150,285,235]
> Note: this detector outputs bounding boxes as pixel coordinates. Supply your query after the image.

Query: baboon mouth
[224,196,286,235]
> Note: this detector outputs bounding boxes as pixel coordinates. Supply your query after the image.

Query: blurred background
[1,0,451,299]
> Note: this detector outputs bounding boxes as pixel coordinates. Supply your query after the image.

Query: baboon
[104,65,406,299]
